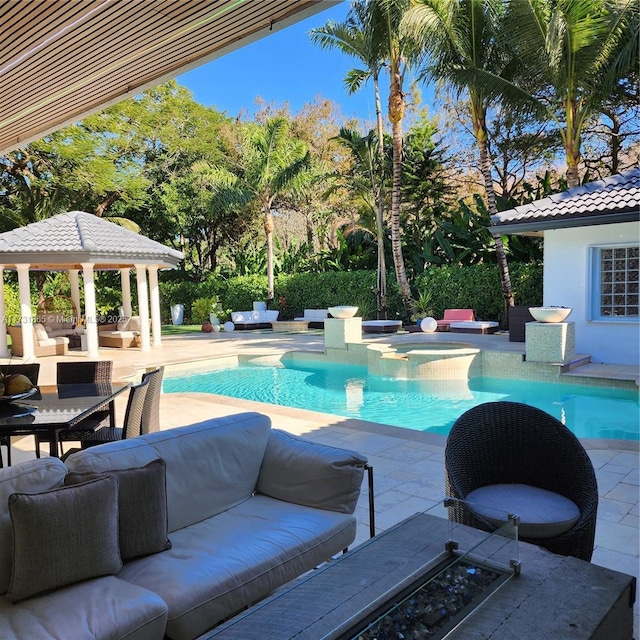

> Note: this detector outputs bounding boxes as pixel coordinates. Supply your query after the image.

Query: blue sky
[178,3,414,124]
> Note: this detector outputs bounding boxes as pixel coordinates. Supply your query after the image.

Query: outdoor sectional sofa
[7,325,69,357]
[294,308,329,329]
[230,309,279,330]
[98,316,142,348]
[0,412,368,640]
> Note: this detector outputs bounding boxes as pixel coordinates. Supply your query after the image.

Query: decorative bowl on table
[0,387,38,403]
[328,306,358,319]
[528,307,573,323]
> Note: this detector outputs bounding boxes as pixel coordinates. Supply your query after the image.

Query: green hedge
[415,263,543,323]
[274,272,379,320]
[156,263,542,324]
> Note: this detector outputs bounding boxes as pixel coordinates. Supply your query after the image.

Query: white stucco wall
[543,222,639,365]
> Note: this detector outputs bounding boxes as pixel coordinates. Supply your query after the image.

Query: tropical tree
[402,0,516,313]
[244,118,311,299]
[502,0,639,188]
[199,117,311,299]
[328,128,388,255]
[370,0,416,310]
[310,0,390,316]
[0,116,150,231]
[399,112,452,270]
[160,161,251,279]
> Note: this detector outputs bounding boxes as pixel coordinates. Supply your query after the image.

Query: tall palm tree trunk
[564,99,582,188]
[471,98,514,318]
[264,208,275,301]
[373,74,388,319]
[389,67,412,310]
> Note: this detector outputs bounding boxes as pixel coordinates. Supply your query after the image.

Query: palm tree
[371,0,415,311]
[402,0,515,312]
[237,118,310,300]
[329,127,387,265]
[310,0,389,317]
[501,0,639,188]
[189,118,310,298]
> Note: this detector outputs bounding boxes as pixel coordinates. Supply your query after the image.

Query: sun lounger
[436,309,475,331]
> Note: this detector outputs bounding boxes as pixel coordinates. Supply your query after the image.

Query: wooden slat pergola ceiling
[0,0,335,154]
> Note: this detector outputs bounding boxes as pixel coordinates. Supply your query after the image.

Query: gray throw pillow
[65,458,171,561]
[7,476,121,603]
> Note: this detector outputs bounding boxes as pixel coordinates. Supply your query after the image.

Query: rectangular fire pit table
[203,512,635,640]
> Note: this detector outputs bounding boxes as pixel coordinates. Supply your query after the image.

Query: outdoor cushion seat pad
[117,494,356,640]
[0,576,168,640]
[466,483,580,539]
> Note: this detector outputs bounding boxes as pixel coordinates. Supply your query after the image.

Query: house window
[592,245,639,319]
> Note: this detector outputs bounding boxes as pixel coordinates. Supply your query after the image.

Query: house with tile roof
[490,169,639,365]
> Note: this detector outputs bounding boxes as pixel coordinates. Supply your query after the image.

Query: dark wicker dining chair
[445,401,598,561]
[0,364,41,467]
[140,366,164,435]
[35,360,114,458]
[78,377,150,448]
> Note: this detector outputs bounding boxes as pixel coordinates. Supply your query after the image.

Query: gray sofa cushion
[65,412,272,532]
[466,483,581,539]
[7,476,122,602]
[0,576,168,640]
[257,429,367,514]
[65,458,171,561]
[117,494,357,640]
[0,458,67,594]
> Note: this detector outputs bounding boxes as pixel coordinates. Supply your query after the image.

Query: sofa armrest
[99,323,118,332]
[257,429,367,514]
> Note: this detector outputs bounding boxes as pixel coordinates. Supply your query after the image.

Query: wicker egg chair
[445,401,598,561]
[37,295,79,325]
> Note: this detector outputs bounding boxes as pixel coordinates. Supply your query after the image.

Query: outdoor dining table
[0,382,130,458]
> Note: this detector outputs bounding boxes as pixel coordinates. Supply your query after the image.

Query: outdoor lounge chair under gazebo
[0,211,183,361]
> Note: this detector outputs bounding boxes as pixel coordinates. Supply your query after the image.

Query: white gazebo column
[135,264,151,351]
[147,265,162,347]
[120,268,132,318]
[81,263,100,358]
[68,269,81,324]
[16,264,35,362]
[0,266,9,358]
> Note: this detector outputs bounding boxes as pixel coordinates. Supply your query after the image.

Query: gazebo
[0,211,183,361]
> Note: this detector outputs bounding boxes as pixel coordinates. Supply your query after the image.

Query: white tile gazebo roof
[490,169,640,234]
[0,211,183,270]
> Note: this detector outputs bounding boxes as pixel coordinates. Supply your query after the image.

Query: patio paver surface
[5,328,639,635]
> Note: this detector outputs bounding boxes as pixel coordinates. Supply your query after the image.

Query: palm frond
[345,68,372,94]
[103,216,140,232]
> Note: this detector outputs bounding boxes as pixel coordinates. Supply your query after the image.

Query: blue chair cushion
[466,483,580,539]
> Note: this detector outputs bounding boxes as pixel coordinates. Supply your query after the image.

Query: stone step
[560,354,592,372]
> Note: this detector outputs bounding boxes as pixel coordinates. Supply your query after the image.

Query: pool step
[380,352,408,361]
[560,355,591,372]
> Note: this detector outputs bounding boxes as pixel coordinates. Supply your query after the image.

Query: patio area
[4,328,639,634]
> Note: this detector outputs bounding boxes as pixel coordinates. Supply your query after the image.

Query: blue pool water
[163,360,639,441]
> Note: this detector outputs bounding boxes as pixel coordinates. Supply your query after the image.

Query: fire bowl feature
[329,306,359,319]
[529,306,573,323]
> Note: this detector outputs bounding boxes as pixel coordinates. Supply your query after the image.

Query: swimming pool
[163,360,639,441]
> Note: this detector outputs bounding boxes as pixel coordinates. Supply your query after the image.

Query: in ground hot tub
[368,341,481,380]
